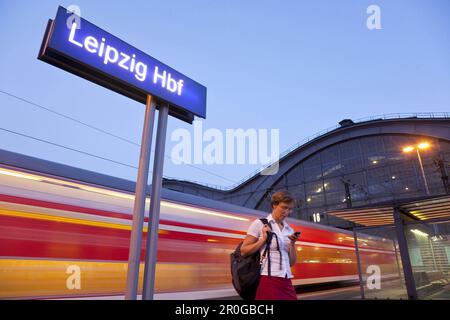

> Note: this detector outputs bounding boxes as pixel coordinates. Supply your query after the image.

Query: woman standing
[240,191,300,300]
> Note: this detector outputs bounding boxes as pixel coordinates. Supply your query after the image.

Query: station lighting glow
[403,142,430,153]
[418,142,430,150]
[411,229,429,237]
[403,146,414,153]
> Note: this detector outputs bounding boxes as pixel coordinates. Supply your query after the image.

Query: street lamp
[402,142,431,195]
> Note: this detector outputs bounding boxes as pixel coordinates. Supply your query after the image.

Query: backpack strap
[258,218,283,275]
[258,218,270,275]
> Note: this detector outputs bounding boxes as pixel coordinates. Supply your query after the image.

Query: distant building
[163,114,450,229]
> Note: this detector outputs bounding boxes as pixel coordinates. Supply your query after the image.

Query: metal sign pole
[125,95,156,300]
[142,103,169,300]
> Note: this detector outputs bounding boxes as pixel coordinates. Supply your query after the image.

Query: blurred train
[0,149,400,299]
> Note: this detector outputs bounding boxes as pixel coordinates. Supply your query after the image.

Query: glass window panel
[383,135,416,154]
[340,140,363,173]
[389,162,422,199]
[256,195,271,212]
[320,145,342,178]
[356,226,407,299]
[405,221,450,299]
[366,167,394,203]
[400,138,447,196]
[288,184,306,208]
[437,140,450,157]
[272,176,287,191]
[422,155,446,196]
[323,177,346,208]
[360,136,387,169]
[340,140,362,160]
[361,136,385,156]
[366,167,393,194]
[410,248,424,266]
[365,155,388,169]
[303,153,322,181]
[326,192,348,209]
[305,180,325,208]
[286,163,305,186]
[345,172,369,204]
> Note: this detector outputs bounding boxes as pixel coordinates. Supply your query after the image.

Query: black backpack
[230,218,281,300]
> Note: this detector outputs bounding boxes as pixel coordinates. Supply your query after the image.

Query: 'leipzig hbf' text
[68,22,184,95]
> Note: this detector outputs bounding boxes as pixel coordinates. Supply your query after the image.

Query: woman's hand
[240,224,273,257]
[288,232,300,266]
[288,232,300,245]
[261,224,272,241]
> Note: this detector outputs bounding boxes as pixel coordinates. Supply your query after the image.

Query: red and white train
[0,149,399,299]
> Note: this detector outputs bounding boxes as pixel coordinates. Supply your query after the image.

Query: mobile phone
[294,231,301,236]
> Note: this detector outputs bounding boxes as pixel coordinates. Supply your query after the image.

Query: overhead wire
[0,89,236,185]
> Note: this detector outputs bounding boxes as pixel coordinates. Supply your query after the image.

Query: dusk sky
[1,0,449,188]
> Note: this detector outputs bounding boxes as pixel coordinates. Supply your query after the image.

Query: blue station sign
[39,6,206,123]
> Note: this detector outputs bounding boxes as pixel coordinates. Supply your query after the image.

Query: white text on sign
[68,22,184,95]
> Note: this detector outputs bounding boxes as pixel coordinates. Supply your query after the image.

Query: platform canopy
[327,195,450,227]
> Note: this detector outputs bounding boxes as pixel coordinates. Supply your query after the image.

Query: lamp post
[403,142,430,195]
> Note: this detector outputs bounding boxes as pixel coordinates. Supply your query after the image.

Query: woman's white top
[246,214,294,278]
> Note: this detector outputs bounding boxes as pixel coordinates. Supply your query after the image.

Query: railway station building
[163,114,450,229]
[163,113,450,299]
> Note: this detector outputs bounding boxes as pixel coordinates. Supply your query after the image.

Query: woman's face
[272,201,294,221]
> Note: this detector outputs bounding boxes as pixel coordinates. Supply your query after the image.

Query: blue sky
[0,0,449,188]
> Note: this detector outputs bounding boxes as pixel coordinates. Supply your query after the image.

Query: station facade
[163,114,450,299]
[163,114,450,229]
